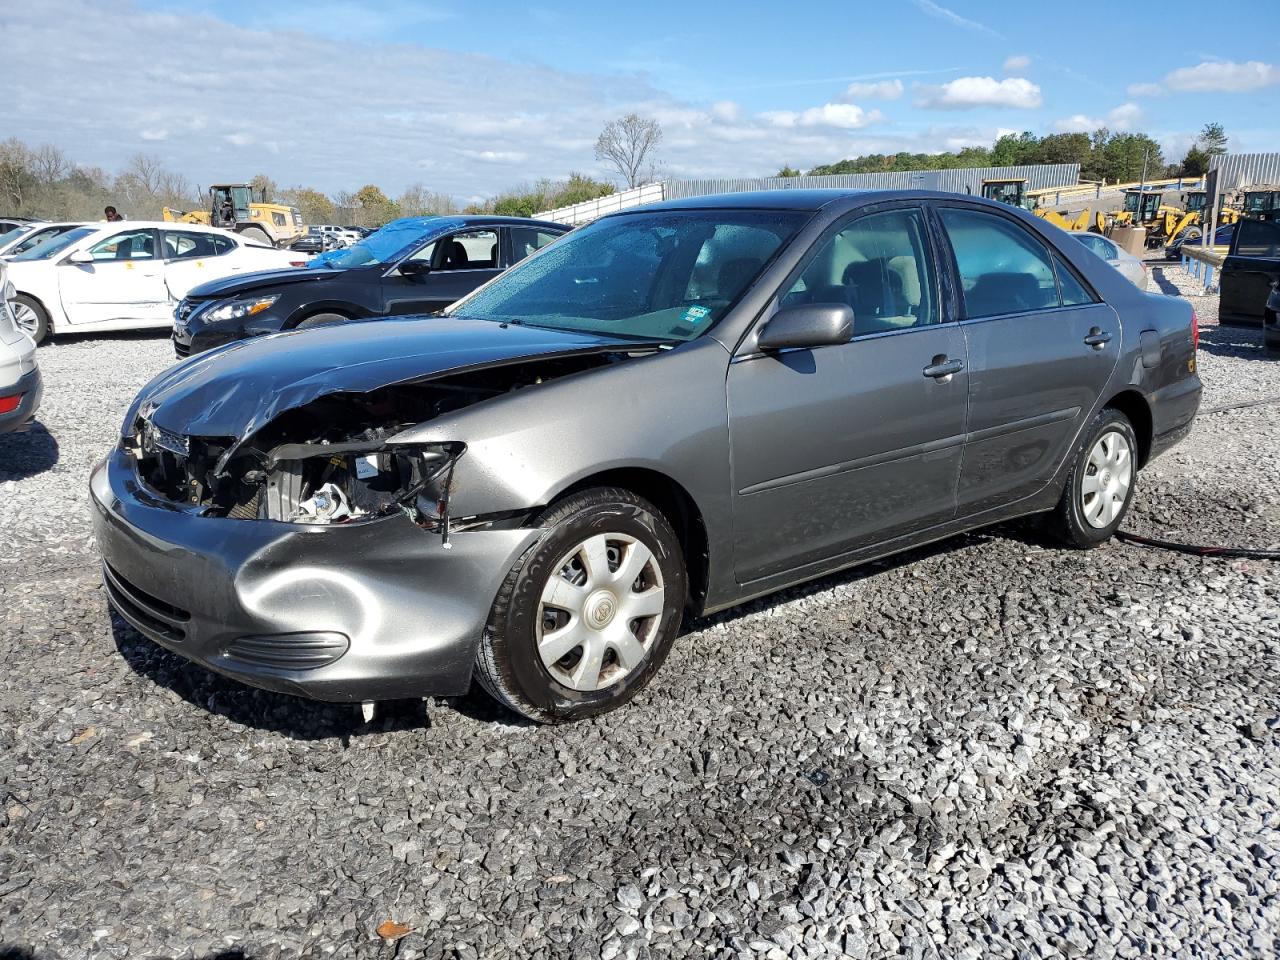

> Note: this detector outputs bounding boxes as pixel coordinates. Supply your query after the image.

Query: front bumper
[90,448,539,701]
[0,367,42,434]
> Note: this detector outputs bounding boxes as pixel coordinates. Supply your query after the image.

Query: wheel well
[292,308,351,328]
[561,468,709,611]
[1105,391,1153,467]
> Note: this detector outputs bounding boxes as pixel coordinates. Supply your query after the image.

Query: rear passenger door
[1220,218,1280,325]
[161,230,238,300]
[727,204,968,582]
[935,203,1120,515]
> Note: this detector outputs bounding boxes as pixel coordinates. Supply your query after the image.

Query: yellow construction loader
[163,184,305,247]
[1035,207,1107,233]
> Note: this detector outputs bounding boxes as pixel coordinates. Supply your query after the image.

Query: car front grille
[103,563,191,644]
[172,335,190,359]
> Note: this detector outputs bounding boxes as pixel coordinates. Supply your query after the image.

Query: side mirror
[757,303,855,352]
[67,250,94,265]
[398,259,431,279]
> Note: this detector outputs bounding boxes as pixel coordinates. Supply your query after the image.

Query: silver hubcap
[537,532,665,692]
[11,302,38,337]
[1081,430,1132,529]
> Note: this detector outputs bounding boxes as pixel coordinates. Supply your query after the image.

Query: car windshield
[448,209,808,341]
[11,226,95,261]
[308,216,458,269]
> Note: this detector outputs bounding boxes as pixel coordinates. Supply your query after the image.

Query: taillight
[1190,308,1199,350]
[0,393,21,414]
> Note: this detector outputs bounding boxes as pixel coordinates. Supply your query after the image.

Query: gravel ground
[2,274,1278,959]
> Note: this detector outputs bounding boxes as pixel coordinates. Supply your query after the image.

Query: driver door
[382,228,501,315]
[726,205,968,583]
[58,228,170,326]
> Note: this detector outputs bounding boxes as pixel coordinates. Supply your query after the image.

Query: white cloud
[224,133,252,147]
[1051,102,1142,134]
[139,129,168,142]
[916,76,1042,109]
[762,103,885,130]
[1129,60,1280,96]
[1002,54,1031,73]
[909,0,1003,38]
[709,101,741,122]
[1108,102,1142,129]
[840,79,904,101]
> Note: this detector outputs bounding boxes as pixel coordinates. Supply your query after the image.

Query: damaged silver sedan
[92,190,1201,721]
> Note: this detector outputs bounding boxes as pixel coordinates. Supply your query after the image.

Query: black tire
[474,487,687,723]
[294,312,348,329]
[1264,312,1279,353]
[11,294,49,345]
[1045,408,1139,549]
[237,225,273,247]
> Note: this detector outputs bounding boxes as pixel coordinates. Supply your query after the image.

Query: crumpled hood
[187,267,344,300]
[129,316,636,441]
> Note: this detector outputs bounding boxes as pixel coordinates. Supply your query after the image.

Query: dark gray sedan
[91,190,1201,722]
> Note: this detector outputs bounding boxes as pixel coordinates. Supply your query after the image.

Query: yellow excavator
[980,177,1105,232]
[163,183,305,248]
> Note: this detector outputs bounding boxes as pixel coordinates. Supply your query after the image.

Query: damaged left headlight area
[124,389,466,530]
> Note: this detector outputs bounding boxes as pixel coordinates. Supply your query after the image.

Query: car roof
[619,188,1026,216]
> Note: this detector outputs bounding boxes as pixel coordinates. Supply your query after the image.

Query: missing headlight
[257,440,465,533]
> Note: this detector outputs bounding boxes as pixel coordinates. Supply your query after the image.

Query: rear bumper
[1148,373,1202,462]
[0,367,42,434]
[90,448,540,701]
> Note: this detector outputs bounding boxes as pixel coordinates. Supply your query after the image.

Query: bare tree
[594,114,662,189]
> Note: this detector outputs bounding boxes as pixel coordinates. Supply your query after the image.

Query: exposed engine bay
[124,351,648,528]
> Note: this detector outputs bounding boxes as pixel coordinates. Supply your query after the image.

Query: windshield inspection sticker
[681,305,711,325]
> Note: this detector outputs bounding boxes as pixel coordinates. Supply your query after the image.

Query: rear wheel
[1045,408,1138,548]
[11,295,49,344]
[475,487,686,723]
[1264,310,1280,353]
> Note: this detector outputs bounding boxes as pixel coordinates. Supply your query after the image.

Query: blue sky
[4,0,1278,200]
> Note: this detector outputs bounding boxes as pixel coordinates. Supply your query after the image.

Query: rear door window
[940,208,1060,318]
[509,227,563,264]
[1234,219,1280,258]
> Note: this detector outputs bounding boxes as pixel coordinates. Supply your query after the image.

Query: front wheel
[474,487,686,723]
[1045,408,1139,548]
[294,312,348,330]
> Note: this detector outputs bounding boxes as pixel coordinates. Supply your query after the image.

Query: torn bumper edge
[90,448,540,702]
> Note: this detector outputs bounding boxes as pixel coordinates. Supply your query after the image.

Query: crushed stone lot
[2,268,1278,959]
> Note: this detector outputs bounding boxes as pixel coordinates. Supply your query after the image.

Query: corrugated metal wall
[666,164,1080,199]
[1209,153,1280,190]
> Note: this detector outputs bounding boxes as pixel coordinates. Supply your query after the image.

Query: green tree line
[787,123,1229,184]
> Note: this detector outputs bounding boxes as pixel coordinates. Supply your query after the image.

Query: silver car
[1071,231,1149,290]
[92,191,1201,722]
[0,261,42,434]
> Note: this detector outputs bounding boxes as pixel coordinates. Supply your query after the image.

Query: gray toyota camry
[91,190,1201,722]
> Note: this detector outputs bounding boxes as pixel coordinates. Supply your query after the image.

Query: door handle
[922,356,964,382]
[1084,327,1112,349]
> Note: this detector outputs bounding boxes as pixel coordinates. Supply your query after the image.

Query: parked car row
[88,190,1202,722]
